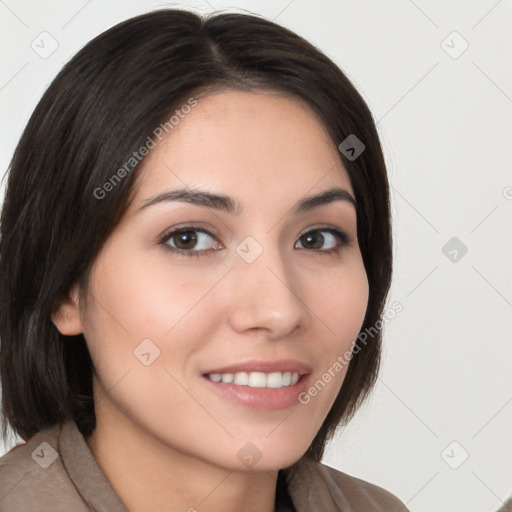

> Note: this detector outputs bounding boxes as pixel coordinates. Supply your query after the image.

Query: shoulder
[286,457,410,512]
[497,498,512,512]
[316,460,410,511]
[0,423,89,511]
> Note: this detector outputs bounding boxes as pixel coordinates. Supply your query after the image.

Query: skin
[52,88,369,512]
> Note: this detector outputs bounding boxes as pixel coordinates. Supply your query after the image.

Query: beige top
[0,420,410,511]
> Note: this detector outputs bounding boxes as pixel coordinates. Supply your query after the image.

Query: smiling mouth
[203,370,301,389]
[201,370,311,411]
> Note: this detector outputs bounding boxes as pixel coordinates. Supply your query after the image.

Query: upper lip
[202,359,312,376]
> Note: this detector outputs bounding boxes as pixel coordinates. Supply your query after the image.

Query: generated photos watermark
[93,97,198,200]
[298,301,403,405]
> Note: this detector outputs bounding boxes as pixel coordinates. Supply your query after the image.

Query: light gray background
[1,1,511,511]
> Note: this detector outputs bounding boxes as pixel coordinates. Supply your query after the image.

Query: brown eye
[159,227,221,257]
[172,230,199,250]
[298,231,325,249]
[295,228,349,252]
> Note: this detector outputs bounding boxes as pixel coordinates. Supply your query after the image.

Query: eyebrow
[137,186,357,215]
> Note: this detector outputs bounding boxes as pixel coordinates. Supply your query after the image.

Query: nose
[227,244,311,339]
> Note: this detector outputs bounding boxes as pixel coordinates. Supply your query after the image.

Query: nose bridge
[227,237,309,337]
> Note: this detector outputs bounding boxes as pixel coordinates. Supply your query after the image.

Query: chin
[228,440,311,473]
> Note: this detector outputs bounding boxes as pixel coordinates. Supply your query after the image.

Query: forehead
[131,89,353,210]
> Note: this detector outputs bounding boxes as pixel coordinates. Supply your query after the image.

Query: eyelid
[159,221,219,236]
[297,224,352,244]
[295,228,352,257]
[157,224,219,247]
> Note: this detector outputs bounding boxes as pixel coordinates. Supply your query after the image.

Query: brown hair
[0,8,392,509]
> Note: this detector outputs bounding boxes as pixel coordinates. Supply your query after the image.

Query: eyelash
[157,225,352,258]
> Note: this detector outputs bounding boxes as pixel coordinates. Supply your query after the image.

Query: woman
[0,9,409,511]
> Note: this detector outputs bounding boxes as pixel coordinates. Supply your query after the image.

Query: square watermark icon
[441,31,469,59]
[338,134,365,161]
[441,441,469,469]
[31,31,59,59]
[237,442,262,468]
[236,236,263,263]
[31,442,58,469]
[133,338,161,366]
[442,236,468,263]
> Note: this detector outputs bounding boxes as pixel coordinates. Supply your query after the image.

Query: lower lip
[202,374,311,411]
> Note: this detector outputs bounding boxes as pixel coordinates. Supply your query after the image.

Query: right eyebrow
[137,188,241,215]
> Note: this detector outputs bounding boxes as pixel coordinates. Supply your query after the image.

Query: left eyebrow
[137,186,357,214]
[293,187,357,214]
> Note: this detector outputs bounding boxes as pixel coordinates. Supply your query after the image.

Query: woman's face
[66,89,369,470]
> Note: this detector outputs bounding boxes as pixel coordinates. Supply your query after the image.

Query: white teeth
[234,372,249,385]
[207,371,301,388]
[267,372,284,388]
[248,372,266,387]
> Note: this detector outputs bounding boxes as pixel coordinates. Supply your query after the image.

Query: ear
[51,284,84,335]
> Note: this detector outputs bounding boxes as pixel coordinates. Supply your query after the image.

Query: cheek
[87,238,194,328]
[80,258,227,428]
[81,248,228,378]
[299,259,369,417]
[313,258,369,348]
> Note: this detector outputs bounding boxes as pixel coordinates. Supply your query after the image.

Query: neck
[86,395,279,512]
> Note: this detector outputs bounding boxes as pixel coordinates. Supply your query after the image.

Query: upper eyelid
[158,225,217,244]
[297,224,348,237]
